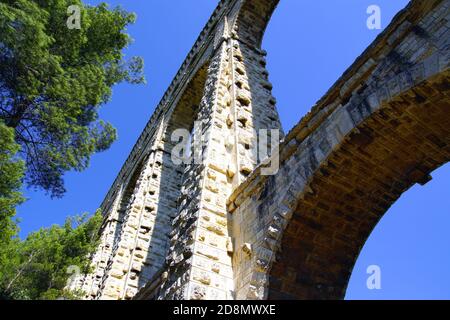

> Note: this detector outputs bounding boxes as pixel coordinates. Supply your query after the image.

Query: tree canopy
[0,120,24,243]
[0,0,144,197]
[0,211,102,300]
[0,0,142,300]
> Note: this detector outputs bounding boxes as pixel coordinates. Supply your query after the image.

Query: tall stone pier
[75,0,450,300]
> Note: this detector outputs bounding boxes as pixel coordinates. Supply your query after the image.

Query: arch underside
[164,63,209,144]
[235,0,279,48]
[133,63,210,291]
[268,73,450,299]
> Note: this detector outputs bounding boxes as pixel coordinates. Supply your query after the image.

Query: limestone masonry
[74,0,450,300]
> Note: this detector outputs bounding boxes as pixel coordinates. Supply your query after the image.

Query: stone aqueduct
[74,0,450,300]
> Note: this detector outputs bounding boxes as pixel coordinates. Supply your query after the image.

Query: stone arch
[134,62,210,291]
[233,0,279,48]
[240,58,450,300]
[163,63,209,150]
[225,0,449,300]
[267,79,450,299]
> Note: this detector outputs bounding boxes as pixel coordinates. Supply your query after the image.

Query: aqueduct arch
[267,71,449,299]
[228,0,450,300]
[76,0,449,300]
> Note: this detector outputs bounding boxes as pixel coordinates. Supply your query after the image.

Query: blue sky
[16,0,449,299]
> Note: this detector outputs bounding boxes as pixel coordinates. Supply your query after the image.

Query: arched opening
[267,73,450,299]
[232,0,450,300]
[234,0,279,48]
[224,0,449,301]
[134,62,209,295]
[345,163,450,300]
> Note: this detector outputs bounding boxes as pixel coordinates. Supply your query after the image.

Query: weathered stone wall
[76,0,449,300]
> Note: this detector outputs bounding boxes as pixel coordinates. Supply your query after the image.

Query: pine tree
[0,211,102,300]
[0,0,144,197]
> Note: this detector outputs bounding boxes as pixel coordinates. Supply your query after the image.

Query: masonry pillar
[158,16,283,300]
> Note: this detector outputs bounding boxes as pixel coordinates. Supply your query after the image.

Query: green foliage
[0,0,144,197]
[0,120,24,243]
[0,210,102,300]
[0,0,141,299]
[0,120,24,295]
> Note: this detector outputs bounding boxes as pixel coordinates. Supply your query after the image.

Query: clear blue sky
[16,0,449,299]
